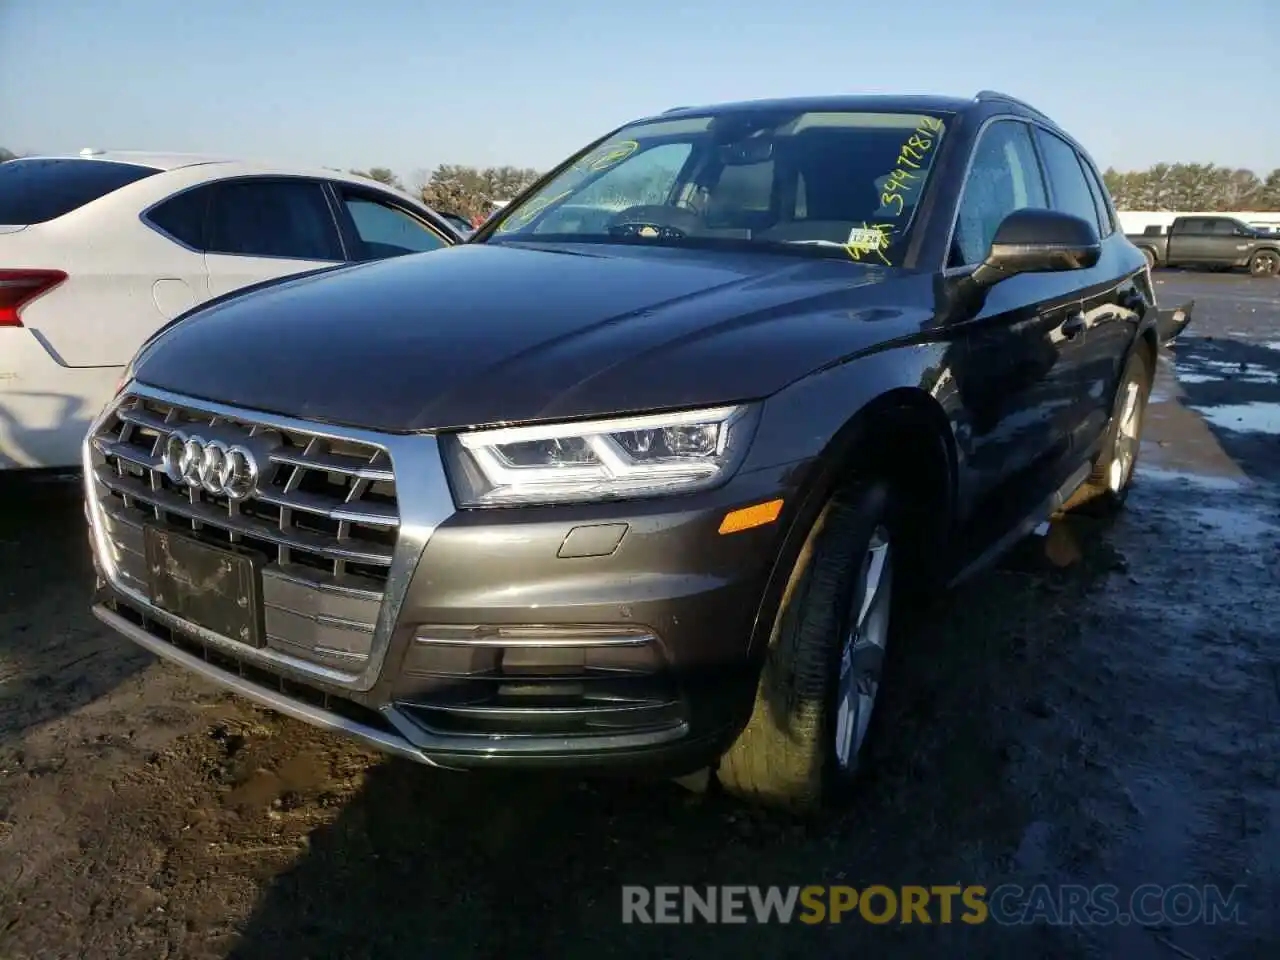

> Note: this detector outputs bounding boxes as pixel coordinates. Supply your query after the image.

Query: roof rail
[662,105,692,114]
[974,90,1051,121]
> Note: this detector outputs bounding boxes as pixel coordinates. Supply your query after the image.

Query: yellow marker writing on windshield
[575,140,639,173]
[844,224,894,266]
[881,117,943,216]
[497,190,573,233]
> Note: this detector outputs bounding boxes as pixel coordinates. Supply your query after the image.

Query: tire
[1248,249,1279,277]
[716,482,897,812]
[1140,247,1157,270]
[1074,347,1153,515]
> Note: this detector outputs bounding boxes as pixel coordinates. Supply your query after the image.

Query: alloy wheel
[1108,380,1143,492]
[834,526,893,770]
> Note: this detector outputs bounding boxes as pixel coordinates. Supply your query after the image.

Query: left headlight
[442,404,759,507]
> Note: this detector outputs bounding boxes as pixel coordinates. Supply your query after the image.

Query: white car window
[342,195,448,259]
[206,179,344,261]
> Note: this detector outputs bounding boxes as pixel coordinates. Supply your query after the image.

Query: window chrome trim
[83,381,457,693]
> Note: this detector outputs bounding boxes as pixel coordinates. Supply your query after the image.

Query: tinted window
[341,194,448,259]
[0,158,159,224]
[1037,131,1100,233]
[1205,219,1238,235]
[207,179,343,260]
[1079,159,1115,236]
[1173,219,1206,234]
[146,186,212,248]
[950,121,1048,266]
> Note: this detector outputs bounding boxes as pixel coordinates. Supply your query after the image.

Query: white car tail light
[0,269,67,327]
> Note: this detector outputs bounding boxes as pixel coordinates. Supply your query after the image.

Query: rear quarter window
[145,185,213,249]
[0,158,160,224]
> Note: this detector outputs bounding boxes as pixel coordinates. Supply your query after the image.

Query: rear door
[203,177,345,297]
[1033,126,1130,456]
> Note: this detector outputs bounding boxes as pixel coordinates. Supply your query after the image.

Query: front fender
[741,340,958,474]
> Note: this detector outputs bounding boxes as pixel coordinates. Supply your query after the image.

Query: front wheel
[1249,250,1279,277]
[716,482,898,812]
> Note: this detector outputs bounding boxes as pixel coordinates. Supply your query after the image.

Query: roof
[63,149,238,171]
[654,93,981,121]
[10,150,452,229]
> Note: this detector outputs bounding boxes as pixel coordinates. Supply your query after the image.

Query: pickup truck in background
[1127,215,1280,276]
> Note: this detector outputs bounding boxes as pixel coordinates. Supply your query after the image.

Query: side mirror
[971,208,1101,288]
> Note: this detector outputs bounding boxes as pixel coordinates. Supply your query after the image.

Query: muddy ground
[1,272,1277,960]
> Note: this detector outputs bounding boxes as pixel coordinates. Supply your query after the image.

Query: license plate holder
[143,525,265,648]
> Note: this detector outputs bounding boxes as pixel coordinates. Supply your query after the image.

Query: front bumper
[87,384,803,774]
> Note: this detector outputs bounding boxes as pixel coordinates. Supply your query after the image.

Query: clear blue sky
[2,0,1277,181]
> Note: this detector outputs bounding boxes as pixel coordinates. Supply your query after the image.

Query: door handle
[1061,312,1087,341]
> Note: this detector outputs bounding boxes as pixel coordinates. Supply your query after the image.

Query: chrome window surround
[83,381,457,693]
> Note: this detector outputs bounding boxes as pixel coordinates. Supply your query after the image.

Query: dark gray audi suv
[84,90,1190,810]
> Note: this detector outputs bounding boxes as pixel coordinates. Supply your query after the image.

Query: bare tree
[1104,162,1278,211]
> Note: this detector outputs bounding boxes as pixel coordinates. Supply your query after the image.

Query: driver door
[946,120,1085,524]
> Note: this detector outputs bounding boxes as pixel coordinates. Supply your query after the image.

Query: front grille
[88,390,400,671]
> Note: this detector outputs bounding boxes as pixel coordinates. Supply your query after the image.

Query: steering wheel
[607,204,700,240]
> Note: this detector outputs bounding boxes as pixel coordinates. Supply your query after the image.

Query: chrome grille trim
[84,381,456,692]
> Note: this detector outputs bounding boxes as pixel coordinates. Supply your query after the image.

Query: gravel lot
[1,272,1277,960]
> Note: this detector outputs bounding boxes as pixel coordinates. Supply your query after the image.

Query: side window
[1205,219,1236,236]
[1079,158,1115,237]
[1036,131,1101,234]
[950,121,1048,267]
[1173,218,1205,235]
[206,179,343,261]
[340,192,448,260]
[145,185,212,249]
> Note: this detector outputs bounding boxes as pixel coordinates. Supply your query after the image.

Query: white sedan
[0,151,462,471]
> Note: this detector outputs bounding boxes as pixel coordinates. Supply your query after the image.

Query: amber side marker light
[718,499,784,535]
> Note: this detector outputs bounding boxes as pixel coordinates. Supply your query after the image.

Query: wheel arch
[744,386,958,663]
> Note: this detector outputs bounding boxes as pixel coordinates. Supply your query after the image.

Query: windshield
[483,109,949,267]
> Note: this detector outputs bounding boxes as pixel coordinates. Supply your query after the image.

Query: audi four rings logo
[162,430,261,500]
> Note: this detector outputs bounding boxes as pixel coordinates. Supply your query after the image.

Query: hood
[133,242,926,433]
